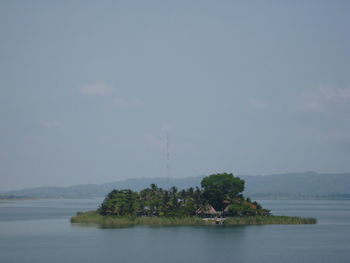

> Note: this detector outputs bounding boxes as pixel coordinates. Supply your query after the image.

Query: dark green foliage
[99,184,206,217]
[225,202,270,217]
[98,173,271,218]
[98,189,140,216]
[201,173,245,211]
[73,173,317,227]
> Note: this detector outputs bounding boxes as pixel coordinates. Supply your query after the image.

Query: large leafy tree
[99,189,140,216]
[201,173,245,211]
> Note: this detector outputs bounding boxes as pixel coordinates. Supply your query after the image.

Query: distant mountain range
[1,171,350,199]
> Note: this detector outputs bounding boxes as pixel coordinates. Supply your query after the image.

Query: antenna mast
[166,131,170,189]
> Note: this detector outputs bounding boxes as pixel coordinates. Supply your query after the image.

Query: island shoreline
[71,210,316,227]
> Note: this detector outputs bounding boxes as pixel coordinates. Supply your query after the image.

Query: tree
[98,189,139,216]
[201,173,245,211]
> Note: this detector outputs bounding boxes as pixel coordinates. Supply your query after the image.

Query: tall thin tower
[166,131,170,189]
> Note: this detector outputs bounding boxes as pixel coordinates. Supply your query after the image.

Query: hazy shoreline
[3,172,350,200]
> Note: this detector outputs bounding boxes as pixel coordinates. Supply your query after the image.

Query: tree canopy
[201,173,245,211]
[98,172,269,218]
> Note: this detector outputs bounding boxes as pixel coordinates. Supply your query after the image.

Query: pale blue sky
[1,0,350,190]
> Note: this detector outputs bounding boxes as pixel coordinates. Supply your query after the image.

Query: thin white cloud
[79,82,113,95]
[144,126,172,150]
[40,120,64,129]
[111,97,142,109]
[301,86,350,113]
[249,98,268,110]
[299,126,350,145]
[145,133,164,149]
[323,130,350,142]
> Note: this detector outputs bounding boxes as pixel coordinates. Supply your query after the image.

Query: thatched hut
[196,205,217,218]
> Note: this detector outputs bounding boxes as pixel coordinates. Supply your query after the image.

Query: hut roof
[196,205,217,214]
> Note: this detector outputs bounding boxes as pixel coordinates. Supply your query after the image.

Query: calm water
[0,199,349,263]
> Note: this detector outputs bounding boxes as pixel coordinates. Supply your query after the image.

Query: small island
[71,173,316,226]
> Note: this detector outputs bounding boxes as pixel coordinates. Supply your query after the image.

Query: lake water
[0,199,349,263]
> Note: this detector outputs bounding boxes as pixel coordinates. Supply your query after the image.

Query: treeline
[99,184,203,217]
[98,173,270,217]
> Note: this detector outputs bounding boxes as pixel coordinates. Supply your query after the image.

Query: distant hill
[2,171,350,199]
[0,177,203,199]
[242,171,350,199]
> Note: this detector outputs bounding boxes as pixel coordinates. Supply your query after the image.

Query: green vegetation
[201,173,245,211]
[98,173,269,217]
[71,211,206,226]
[71,173,317,226]
[224,216,316,225]
[98,184,206,217]
[71,211,316,226]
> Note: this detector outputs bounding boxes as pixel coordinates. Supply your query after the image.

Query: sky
[1,0,350,191]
